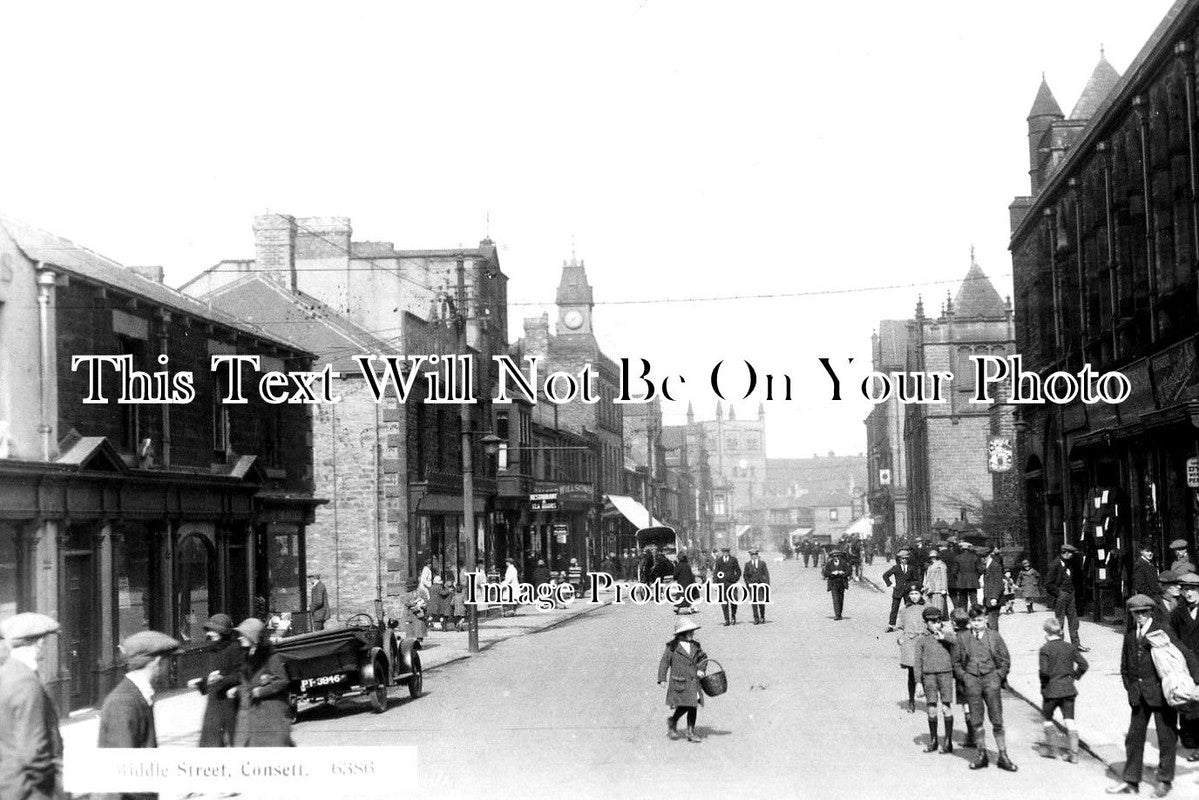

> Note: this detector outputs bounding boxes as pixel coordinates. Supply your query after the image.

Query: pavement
[60,589,615,752]
[858,558,1199,781]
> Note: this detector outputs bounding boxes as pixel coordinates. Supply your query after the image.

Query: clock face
[563,309,584,330]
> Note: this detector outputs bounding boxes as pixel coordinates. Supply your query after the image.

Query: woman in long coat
[230,618,294,747]
[196,613,241,746]
[896,585,927,713]
[657,617,709,743]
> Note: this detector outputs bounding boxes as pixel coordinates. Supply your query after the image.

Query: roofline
[1010,0,1197,246]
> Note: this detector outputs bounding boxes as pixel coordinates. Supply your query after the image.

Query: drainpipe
[36,267,56,461]
[158,310,171,466]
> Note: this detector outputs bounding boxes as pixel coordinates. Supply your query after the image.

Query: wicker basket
[700,659,727,697]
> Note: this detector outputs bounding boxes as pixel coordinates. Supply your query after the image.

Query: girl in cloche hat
[657,617,710,743]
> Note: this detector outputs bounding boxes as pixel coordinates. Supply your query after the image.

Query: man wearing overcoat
[713,546,742,625]
[0,613,63,800]
[743,547,771,624]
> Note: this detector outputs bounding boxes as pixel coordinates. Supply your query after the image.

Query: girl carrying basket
[658,617,710,743]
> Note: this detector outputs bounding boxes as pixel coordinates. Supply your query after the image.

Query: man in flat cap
[822,546,852,620]
[714,547,741,626]
[0,612,62,800]
[743,547,770,625]
[883,550,919,632]
[1158,570,1181,619]
[981,544,1006,631]
[1045,543,1088,652]
[1169,539,1195,578]
[98,630,181,750]
[1170,573,1199,763]
[1108,594,1197,797]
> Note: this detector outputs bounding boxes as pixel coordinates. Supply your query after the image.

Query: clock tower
[556,256,594,336]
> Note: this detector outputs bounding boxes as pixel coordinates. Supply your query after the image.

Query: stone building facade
[1009,1,1199,596]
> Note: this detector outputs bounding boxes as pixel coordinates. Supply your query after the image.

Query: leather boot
[684,728,701,743]
[924,718,939,753]
[940,718,954,754]
[666,716,679,740]
[963,724,976,749]
[1065,731,1079,763]
[969,749,989,770]
[996,750,1018,772]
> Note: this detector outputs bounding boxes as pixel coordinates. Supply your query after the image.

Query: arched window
[176,534,215,644]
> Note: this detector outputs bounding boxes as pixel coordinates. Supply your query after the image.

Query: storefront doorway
[61,527,97,712]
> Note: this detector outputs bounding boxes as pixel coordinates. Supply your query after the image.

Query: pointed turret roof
[1028,74,1064,119]
[556,256,593,306]
[1070,49,1121,120]
[953,257,1007,319]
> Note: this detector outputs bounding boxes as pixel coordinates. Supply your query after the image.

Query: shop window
[118,336,146,453]
[0,523,19,623]
[267,524,302,613]
[114,523,155,641]
[176,534,215,643]
[829,508,839,521]
[212,372,230,459]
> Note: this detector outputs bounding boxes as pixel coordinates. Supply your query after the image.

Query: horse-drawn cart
[273,613,422,717]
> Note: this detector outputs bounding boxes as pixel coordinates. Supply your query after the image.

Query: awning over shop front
[735,524,753,542]
[845,516,873,537]
[605,494,663,528]
[789,527,814,539]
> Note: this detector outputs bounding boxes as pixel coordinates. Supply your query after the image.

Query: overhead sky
[0,1,1178,457]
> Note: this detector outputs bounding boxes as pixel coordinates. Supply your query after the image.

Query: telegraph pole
[457,258,480,653]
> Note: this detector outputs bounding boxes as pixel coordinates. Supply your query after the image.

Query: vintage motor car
[272,612,422,717]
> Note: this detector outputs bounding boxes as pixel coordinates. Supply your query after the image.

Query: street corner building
[0,215,321,715]
[1008,0,1199,601]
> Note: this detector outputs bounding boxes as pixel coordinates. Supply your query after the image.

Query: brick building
[0,215,317,714]
[1009,1,1199,593]
[867,320,914,546]
[184,215,509,580]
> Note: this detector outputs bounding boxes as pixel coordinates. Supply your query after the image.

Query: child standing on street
[897,584,927,713]
[657,617,709,743]
[1017,559,1042,613]
[913,606,957,753]
[954,604,1018,772]
[1002,570,1018,614]
[1037,617,1088,762]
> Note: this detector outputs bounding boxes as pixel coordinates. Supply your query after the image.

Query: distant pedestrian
[308,573,329,631]
[673,554,697,614]
[230,618,293,747]
[99,630,182,748]
[922,548,949,617]
[502,558,520,617]
[849,538,863,580]
[399,577,428,643]
[912,606,956,754]
[823,547,852,620]
[951,543,981,612]
[714,547,741,626]
[532,558,551,589]
[1169,539,1195,577]
[743,548,771,624]
[1044,544,1088,652]
[657,617,709,744]
[1016,559,1041,613]
[0,612,62,800]
[1159,571,1181,618]
[1131,545,1162,602]
[897,585,926,713]
[1002,571,1017,614]
[1107,594,1196,796]
[801,540,812,568]
[953,604,1017,772]
[450,565,467,631]
[981,545,1005,630]
[1037,617,1087,763]
[883,550,920,631]
[568,558,584,596]
[193,613,241,747]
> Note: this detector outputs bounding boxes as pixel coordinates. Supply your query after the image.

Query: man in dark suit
[981,545,1006,630]
[743,548,771,624]
[99,631,181,749]
[1131,545,1163,602]
[952,543,982,612]
[882,550,920,631]
[1170,573,1199,763]
[308,573,329,631]
[1107,594,1198,797]
[823,548,852,620]
[1044,543,1088,651]
[713,547,742,625]
[0,613,62,800]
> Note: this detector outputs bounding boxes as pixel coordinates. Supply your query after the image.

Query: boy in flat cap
[1169,539,1195,577]
[0,612,62,800]
[954,604,1017,772]
[912,605,956,753]
[99,630,181,749]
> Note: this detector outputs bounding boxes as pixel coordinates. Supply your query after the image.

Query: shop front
[0,441,318,715]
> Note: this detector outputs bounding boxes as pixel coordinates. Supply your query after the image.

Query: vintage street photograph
[5,1,1199,798]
